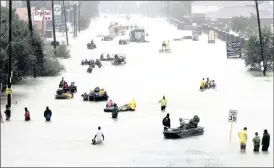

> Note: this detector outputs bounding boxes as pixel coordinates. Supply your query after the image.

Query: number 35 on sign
[228,109,238,122]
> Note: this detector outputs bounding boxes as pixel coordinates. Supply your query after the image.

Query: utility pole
[51,0,57,54]
[7,0,12,107]
[26,0,36,78]
[255,0,266,76]
[78,0,80,33]
[73,4,76,38]
[62,0,69,45]
[75,4,77,37]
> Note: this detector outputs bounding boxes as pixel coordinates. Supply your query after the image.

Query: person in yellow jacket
[99,88,105,95]
[159,96,167,111]
[65,91,72,99]
[128,99,136,111]
[200,78,205,90]
[166,40,170,50]
[238,127,248,151]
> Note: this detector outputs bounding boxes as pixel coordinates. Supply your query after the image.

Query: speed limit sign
[228,109,238,122]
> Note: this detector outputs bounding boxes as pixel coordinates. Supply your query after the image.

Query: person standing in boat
[162,113,171,128]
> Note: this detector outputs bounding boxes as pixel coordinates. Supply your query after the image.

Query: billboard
[33,9,52,21]
[226,42,241,58]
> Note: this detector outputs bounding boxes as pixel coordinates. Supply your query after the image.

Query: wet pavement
[1,15,273,167]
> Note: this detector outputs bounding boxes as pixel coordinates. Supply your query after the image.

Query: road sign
[208,30,215,43]
[228,109,238,122]
[54,5,61,15]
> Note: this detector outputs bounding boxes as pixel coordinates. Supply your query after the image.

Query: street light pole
[62,0,69,45]
[51,0,57,54]
[255,0,266,76]
[7,0,12,107]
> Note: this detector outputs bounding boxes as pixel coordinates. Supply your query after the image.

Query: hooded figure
[238,127,248,151]
[262,129,270,152]
[4,105,11,121]
[24,107,31,121]
[44,106,52,122]
[112,103,119,118]
[162,113,171,128]
[159,96,167,111]
[128,99,136,111]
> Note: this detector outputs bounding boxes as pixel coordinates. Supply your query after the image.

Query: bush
[39,57,64,76]
[243,26,274,71]
[56,42,71,59]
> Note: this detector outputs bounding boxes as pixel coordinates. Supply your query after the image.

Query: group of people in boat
[200,78,216,90]
[56,78,75,99]
[162,113,200,130]
[87,39,96,49]
[82,87,107,100]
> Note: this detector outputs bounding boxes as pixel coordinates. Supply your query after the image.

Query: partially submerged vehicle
[129,27,149,43]
[119,39,129,45]
[87,43,97,49]
[111,54,127,65]
[101,36,113,41]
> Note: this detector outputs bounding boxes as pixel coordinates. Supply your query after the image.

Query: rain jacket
[200,80,205,88]
[65,92,72,99]
[25,111,30,120]
[167,41,170,49]
[253,135,260,146]
[44,109,52,121]
[238,130,248,144]
[107,100,114,108]
[159,98,167,106]
[99,89,105,95]
[128,99,136,110]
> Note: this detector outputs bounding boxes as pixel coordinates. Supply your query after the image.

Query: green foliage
[0,6,66,85]
[79,1,99,30]
[230,14,257,36]
[243,26,274,71]
[56,42,71,59]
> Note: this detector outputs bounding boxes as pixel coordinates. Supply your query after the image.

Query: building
[15,7,46,36]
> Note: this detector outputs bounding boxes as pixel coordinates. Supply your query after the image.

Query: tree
[230,14,257,37]
[243,26,274,71]
[79,1,99,30]
[0,6,65,88]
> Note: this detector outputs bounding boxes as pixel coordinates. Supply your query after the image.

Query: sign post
[54,5,61,16]
[228,109,238,142]
[226,42,241,58]
[208,29,215,43]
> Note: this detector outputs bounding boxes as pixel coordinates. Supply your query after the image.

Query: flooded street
[1,15,273,167]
